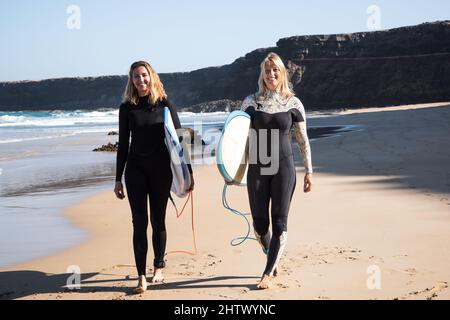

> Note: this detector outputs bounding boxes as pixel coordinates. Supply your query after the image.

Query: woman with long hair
[114,61,194,294]
[241,52,313,289]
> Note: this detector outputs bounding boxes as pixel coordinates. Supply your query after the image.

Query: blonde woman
[240,52,313,289]
[114,61,194,294]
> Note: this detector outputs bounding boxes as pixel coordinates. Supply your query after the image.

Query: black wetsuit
[116,96,192,276]
[242,92,312,277]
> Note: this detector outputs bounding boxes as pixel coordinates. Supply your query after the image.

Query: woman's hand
[188,173,195,191]
[114,181,126,199]
[303,173,313,193]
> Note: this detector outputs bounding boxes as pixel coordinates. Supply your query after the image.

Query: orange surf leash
[165,190,198,256]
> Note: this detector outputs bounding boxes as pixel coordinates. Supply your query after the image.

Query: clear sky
[0,0,449,81]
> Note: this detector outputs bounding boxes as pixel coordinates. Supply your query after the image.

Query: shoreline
[313,101,450,116]
[1,102,450,299]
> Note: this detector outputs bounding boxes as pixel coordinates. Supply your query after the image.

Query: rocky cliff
[1,20,449,111]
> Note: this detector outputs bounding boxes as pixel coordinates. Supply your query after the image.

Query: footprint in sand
[180,263,194,270]
[404,268,417,276]
[393,253,409,258]
[301,245,364,265]
[206,258,222,267]
[426,281,449,300]
[280,266,291,275]
[369,256,385,263]
[402,281,448,300]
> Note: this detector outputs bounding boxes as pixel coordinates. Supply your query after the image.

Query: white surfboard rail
[164,107,191,198]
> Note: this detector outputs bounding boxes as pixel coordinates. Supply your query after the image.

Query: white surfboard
[216,111,251,186]
[164,107,191,198]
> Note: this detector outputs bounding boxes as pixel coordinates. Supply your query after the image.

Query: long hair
[257,52,294,98]
[123,60,167,105]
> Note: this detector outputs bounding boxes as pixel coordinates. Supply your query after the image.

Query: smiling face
[257,53,293,98]
[132,66,151,97]
[263,60,281,91]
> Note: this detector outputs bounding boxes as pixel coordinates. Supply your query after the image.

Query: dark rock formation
[1,21,449,111]
[0,76,126,111]
[182,127,207,146]
[93,142,118,152]
[93,128,207,153]
[180,99,242,113]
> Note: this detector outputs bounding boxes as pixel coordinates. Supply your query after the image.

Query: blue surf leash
[222,183,257,246]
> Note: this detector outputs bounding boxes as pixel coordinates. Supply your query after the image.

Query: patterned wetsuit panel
[241,92,312,173]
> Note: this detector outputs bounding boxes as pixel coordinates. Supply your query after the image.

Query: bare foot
[256,274,272,290]
[132,275,147,294]
[150,268,164,283]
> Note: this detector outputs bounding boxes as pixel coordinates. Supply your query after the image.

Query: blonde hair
[123,61,167,105]
[257,52,294,98]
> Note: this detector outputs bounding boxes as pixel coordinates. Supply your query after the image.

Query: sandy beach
[1,102,450,300]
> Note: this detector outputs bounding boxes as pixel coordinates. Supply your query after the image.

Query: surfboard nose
[217,111,251,186]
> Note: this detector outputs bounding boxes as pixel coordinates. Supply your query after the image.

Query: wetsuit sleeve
[116,103,130,182]
[292,98,313,174]
[166,99,193,174]
[240,94,256,111]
